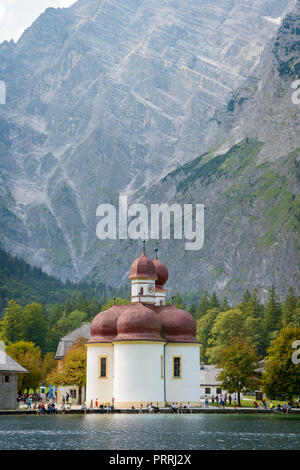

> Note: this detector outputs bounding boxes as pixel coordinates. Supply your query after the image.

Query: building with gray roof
[0,349,28,410]
[55,322,91,360]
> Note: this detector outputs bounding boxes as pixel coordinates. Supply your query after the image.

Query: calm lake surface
[0,414,300,450]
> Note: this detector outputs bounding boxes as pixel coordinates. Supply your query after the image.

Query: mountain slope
[85,5,300,302]
[0,248,127,311]
[0,0,296,280]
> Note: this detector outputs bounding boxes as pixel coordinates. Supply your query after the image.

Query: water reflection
[0,414,299,450]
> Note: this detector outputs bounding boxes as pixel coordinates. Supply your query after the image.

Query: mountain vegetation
[0,0,298,302]
[0,247,129,311]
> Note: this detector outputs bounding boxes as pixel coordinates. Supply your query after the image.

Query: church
[86,244,201,407]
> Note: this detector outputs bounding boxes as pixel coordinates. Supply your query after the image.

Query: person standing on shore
[186,402,192,414]
[233,394,238,408]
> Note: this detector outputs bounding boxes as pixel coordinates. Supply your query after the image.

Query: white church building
[86,245,201,408]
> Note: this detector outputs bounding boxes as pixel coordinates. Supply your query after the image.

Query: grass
[208,395,296,408]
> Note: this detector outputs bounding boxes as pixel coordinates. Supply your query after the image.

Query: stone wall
[0,373,18,410]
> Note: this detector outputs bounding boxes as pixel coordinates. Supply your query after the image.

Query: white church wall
[154,291,166,306]
[131,279,156,304]
[165,344,201,405]
[113,342,165,407]
[86,344,114,404]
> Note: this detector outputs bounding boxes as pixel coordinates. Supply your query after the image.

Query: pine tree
[264,287,282,333]
[282,287,297,326]
[189,304,196,318]
[242,290,251,303]
[197,291,210,318]
[0,300,24,344]
[220,298,230,311]
[210,292,220,309]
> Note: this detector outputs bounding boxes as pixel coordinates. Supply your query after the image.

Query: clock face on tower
[148,285,154,294]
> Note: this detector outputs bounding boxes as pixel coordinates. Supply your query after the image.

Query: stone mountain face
[0,0,298,298]
[85,3,300,302]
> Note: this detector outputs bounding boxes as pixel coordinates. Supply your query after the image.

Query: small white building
[200,365,244,400]
[55,323,91,404]
[200,365,223,398]
[86,245,201,408]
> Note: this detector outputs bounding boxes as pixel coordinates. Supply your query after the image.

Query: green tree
[6,341,42,394]
[197,291,210,318]
[22,303,48,352]
[291,304,300,328]
[264,287,282,333]
[242,290,252,303]
[0,300,24,344]
[42,352,57,380]
[262,327,300,400]
[220,298,230,311]
[189,304,196,318]
[172,293,185,310]
[196,308,220,363]
[210,292,220,309]
[240,289,263,319]
[243,316,266,357]
[100,297,130,311]
[217,337,260,406]
[206,309,244,363]
[282,288,297,326]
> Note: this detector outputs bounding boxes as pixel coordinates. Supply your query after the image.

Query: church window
[173,356,182,379]
[99,356,108,379]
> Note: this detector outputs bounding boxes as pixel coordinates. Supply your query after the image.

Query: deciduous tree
[217,337,260,406]
[6,341,42,394]
[262,327,300,400]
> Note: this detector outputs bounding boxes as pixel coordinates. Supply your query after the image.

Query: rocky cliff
[0,0,299,301]
[86,3,300,302]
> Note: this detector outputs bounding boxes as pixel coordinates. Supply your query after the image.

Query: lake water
[0,414,299,450]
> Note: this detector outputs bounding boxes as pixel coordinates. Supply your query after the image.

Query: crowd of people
[170,402,192,413]
[81,399,115,414]
[138,403,160,413]
[16,391,300,415]
[204,393,299,412]
[204,393,238,408]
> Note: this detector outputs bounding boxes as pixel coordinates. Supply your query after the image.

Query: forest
[0,248,299,400]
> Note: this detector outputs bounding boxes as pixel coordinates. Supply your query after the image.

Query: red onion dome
[129,248,157,280]
[156,305,199,343]
[88,305,128,343]
[153,258,168,288]
[115,303,163,341]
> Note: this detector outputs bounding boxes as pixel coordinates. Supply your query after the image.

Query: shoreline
[1,408,300,416]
